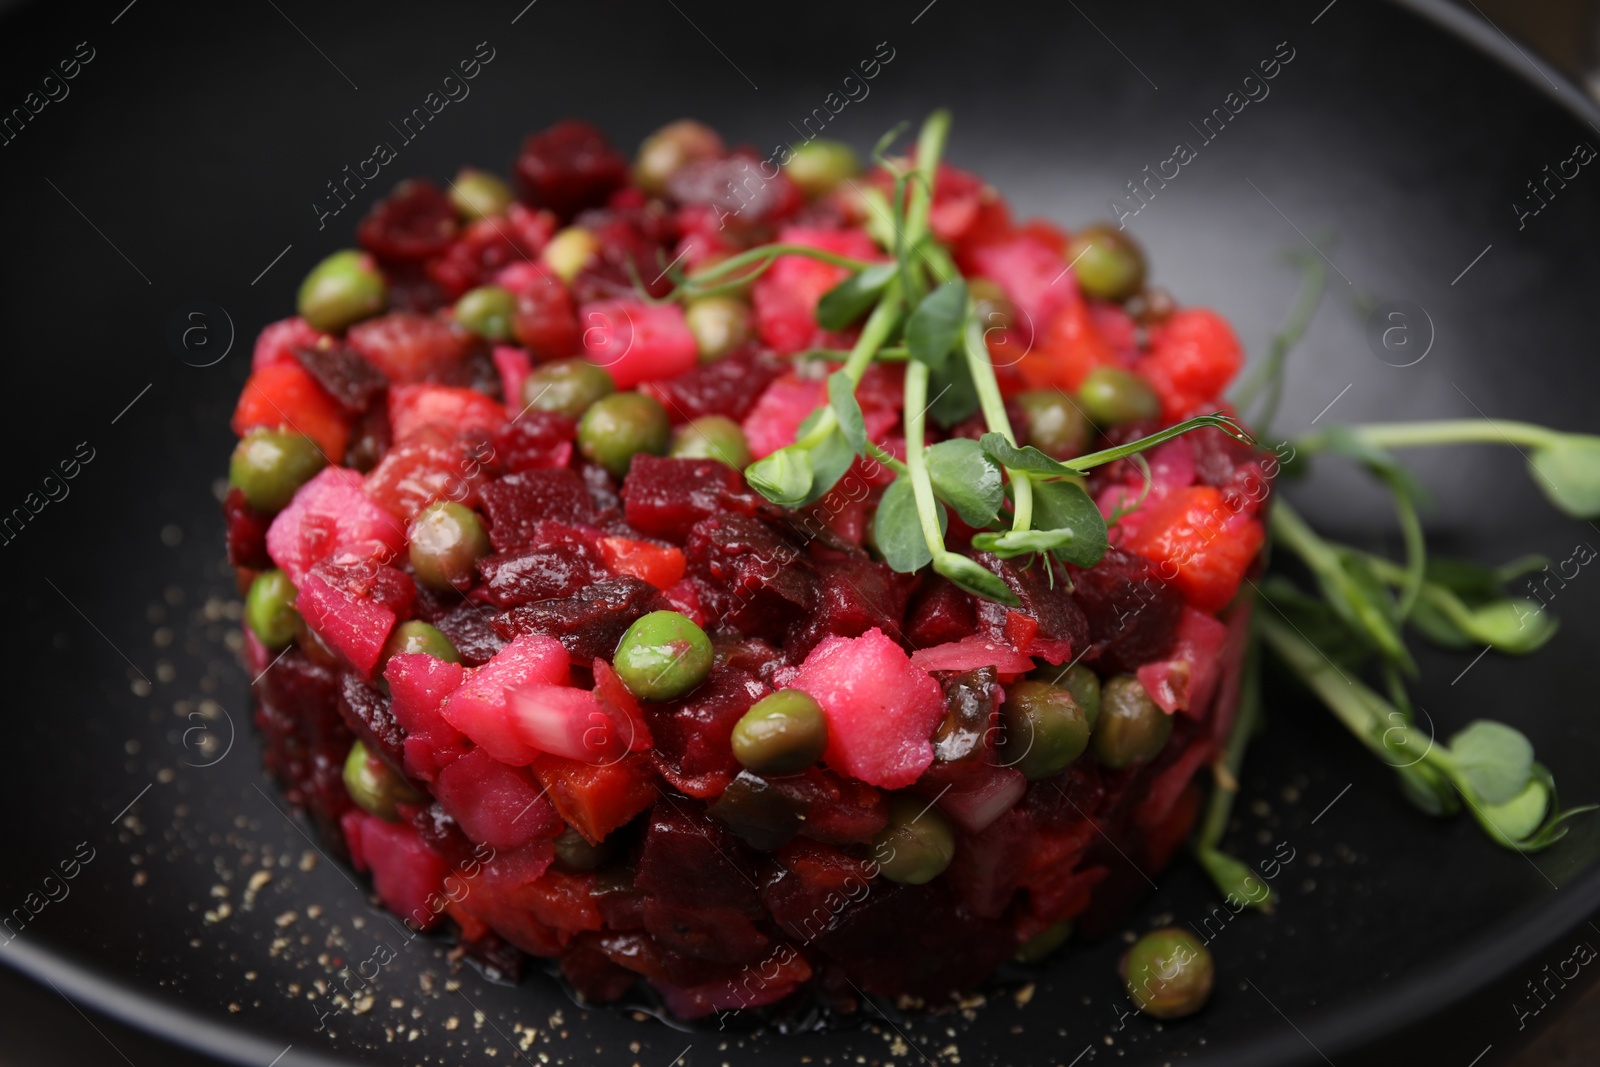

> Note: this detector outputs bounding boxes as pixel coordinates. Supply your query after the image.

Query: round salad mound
[226,114,1275,1021]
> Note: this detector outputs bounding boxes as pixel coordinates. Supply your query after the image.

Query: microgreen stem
[796,285,904,450]
[904,360,950,560]
[1199,623,1262,851]
[903,109,951,249]
[1231,254,1326,435]
[865,439,909,476]
[1299,420,1563,453]
[677,243,876,296]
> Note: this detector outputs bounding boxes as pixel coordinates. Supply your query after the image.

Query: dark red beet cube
[429,602,508,666]
[357,178,458,263]
[492,411,577,474]
[478,469,600,552]
[634,802,762,914]
[642,897,771,965]
[640,347,787,423]
[768,766,888,846]
[646,666,768,799]
[784,556,914,661]
[514,120,629,221]
[293,343,388,414]
[493,576,667,662]
[905,577,977,650]
[973,553,1089,659]
[224,487,272,571]
[1069,547,1183,673]
[337,673,407,773]
[475,540,608,608]
[761,838,873,942]
[622,455,752,543]
[560,935,640,1002]
[684,515,814,642]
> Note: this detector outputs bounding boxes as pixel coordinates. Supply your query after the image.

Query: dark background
[1,0,1599,1065]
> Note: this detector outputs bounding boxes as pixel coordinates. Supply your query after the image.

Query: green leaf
[803,427,856,507]
[1529,435,1600,518]
[978,433,1076,476]
[1322,548,1415,673]
[815,263,896,331]
[1448,720,1534,806]
[1029,478,1109,567]
[1256,576,1371,670]
[1196,847,1275,911]
[828,372,867,457]
[904,279,967,371]
[1474,774,1551,842]
[933,551,1020,606]
[873,476,944,573]
[927,353,979,429]
[925,439,1003,527]
[744,447,812,508]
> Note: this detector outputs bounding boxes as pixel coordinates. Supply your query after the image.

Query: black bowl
[2,1,1598,1064]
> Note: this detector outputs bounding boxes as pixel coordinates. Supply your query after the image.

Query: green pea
[577,392,671,478]
[454,285,517,341]
[613,610,713,701]
[448,167,514,220]
[378,621,461,672]
[783,138,861,197]
[296,249,387,332]
[633,119,723,196]
[1092,675,1172,769]
[730,690,828,775]
[1000,681,1091,781]
[1014,921,1073,964]
[229,429,326,513]
[522,358,615,419]
[685,296,752,361]
[245,569,300,649]
[342,740,423,821]
[669,415,751,470]
[551,825,613,871]
[1122,927,1214,1019]
[1066,224,1147,302]
[1058,664,1102,731]
[1077,367,1161,426]
[1017,390,1093,459]
[872,793,956,886]
[408,501,491,592]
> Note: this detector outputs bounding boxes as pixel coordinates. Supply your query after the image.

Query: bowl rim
[4,1,1599,1064]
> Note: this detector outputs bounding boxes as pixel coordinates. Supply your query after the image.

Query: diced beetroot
[943,807,1032,918]
[1136,606,1228,717]
[478,469,599,552]
[646,667,768,798]
[223,487,272,570]
[338,673,406,771]
[974,554,1089,666]
[232,363,350,464]
[344,812,451,931]
[593,658,653,755]
[684,515,813,642]
[253,316,330,370]
[635,802,761,913]
[511,278,582,358]
[664,578,704,626]
[363,434,487,520]
[347,312,469,384]
[569,204,678,303]
[357,179,458,263]
[578,299,698,389]
[785,556,915,661]
[267,467,406,585]
[514,120,630,220]
[559,935,641,1002]
[622,455,750,542]
[1135,723,1215,841]
[532,753,657,844]
[295,550,414,676]
[476,540,608,607]
[751,227,879,354]
[767,766,889,845]
[491,411,576,474]
[639,347,786,423]
[914,759,1027,835]
[293,343,387,416]
[429,205,557,299]
[433,748,561,849]
[791,628,945,789]
[430,602,508,666]
[494,576,668,663]
[600,537,686,590]
[491,345,532,410]
[1069,547,1183,673]
[905,578,977,649]
[962,233,1073,342]
[762,838,874,941]
[384,652,471,781]
[910,635,1032,676]
[440,634,571,764]
[652,944,813,1019]
[643,897,770,965]
[389,384,505,443]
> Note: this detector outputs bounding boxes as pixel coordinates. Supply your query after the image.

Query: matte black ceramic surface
[1,1,1598,1065]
